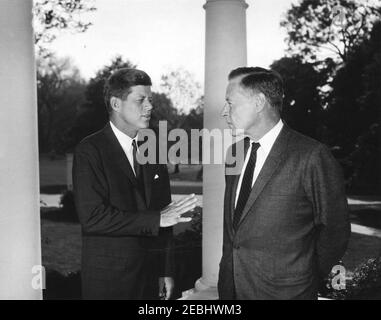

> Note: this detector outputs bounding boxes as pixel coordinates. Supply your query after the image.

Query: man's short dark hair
[104,68,152,114]
[228,66,270,80]
[241,71,284,111]
[229,67,284,112]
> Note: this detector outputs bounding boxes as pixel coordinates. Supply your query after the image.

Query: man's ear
[110,96,120,112]
[254,92,266,113]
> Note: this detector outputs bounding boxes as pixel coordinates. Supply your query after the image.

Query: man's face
[117,85,153,131]
[222,79,258,136]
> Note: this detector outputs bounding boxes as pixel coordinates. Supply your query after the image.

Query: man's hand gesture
[160,194,198,227]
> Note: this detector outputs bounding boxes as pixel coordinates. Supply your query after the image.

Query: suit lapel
[236,125,291,229]
[103,123,138,187]
[142,164,152,208]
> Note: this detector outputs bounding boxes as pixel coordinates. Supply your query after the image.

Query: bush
[324,256,381,300]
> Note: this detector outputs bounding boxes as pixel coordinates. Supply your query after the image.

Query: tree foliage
[271,57,323,140]
[160,68,203,114]
[325,21,381,193]
[281,0,381,64]
[33,0,96,56]
[150,93,179,131]
[279,0,381,193]
[37,55,86,153]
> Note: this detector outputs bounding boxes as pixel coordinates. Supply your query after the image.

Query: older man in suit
[218,67,350,300]
[73,68,197,300]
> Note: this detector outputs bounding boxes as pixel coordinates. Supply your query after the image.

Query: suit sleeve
[157,164,175,277]
[304,144,351,278]
[73,146,160,237]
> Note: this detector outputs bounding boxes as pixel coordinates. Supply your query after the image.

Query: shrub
[324,256,381,299]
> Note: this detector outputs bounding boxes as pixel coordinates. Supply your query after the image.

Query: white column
[182,0,248,299]
[0,0,42,299]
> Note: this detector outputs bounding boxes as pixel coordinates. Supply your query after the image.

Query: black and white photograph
[0,0,380,305]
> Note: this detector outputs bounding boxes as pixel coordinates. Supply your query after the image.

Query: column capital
[203,0,249,10]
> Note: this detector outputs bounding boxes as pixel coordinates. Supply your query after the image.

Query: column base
[179,278,219,300]
[179,278,331,300]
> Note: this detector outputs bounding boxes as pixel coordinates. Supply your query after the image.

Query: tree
[181,104,203,132]
[33,0,96,56]
[324,21,381,193]
[279,0,381,193]
[150,93,179,131]
[160,68,203,114]
[326,21,381,148]
[270,57,323,140]
[182,104,203,177]
[33,0,96,152]
[37,55,86,153]
[281,0,381,64]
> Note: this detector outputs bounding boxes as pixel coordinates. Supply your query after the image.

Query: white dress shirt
[110,121,139,176]
[235,119,284,207]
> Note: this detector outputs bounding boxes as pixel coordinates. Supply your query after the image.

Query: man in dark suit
[218,67,350,300]
[73,68,197,300]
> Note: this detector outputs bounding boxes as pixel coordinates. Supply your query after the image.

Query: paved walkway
[348,197,381,210]
[351,223,381,238]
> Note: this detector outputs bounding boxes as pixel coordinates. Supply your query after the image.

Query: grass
[41,218,81,275]
[41,216,381,276]
[40,154,202,185]
[39,154,68,188]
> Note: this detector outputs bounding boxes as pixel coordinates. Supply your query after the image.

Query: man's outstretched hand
[160,194,198,227]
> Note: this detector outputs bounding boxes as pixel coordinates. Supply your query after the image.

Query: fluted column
[0,0,42,299]
[185,0,248,299]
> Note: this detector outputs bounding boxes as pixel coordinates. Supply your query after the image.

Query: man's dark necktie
[132,139,141,178]
[233,139,260,230]
[132,140,145,200]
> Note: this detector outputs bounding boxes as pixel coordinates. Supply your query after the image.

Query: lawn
[40,153,202,192]
[41,219,81,275]
[41,218,381,276]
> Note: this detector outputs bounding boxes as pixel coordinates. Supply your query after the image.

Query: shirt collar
[246,119,283,153]
[110,121,138,151]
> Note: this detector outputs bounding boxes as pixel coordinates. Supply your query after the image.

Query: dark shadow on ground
[43,270,81,300]
[40,185,69,194]
[350,209,381,229]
